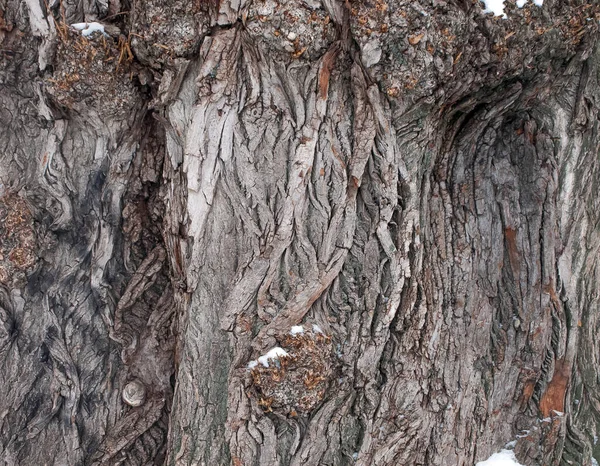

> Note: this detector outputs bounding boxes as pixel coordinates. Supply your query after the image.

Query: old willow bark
[1,0,600,464]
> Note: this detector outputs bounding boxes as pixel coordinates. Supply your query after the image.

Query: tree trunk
[2,0,600,464]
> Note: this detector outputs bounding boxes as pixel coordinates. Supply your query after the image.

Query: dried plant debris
[245,0,336,60]
[248,324,335,416]
[45,27,140,119]
[130,0,211,66]
[0,193,36,287]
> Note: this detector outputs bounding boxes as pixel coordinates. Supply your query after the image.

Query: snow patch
[312,324,323,334]
[481,0,507,17]
[248,347,289,369]
[71,22,108,37]
[258,347,289,367]
[517,0,543,7]
[247,347,290,369]
[481,0,543,17]
[476,449,524,466]
[290,325,304,335]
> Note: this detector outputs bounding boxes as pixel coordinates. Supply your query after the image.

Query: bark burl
[1,0,600,465]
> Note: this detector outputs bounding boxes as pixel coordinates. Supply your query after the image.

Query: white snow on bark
[481,0,543,17]
[71,22,108,37]
[481,0,507,17]
[290,325,304,335]
[476,450,524,466]
[517,0,543,7]
[247,347,290,369]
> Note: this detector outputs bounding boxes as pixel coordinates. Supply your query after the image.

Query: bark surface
[1,0,600,465]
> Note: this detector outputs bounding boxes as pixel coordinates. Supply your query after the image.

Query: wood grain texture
[1,0,600,465]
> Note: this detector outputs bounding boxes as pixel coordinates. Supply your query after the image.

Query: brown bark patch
[504,227,520,274]
[543,283,561,309]
[318,47,338,100]
[539,359,569,418]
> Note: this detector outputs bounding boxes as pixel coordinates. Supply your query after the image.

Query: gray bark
[1,0,600,465]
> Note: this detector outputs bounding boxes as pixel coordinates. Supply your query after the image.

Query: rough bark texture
[1,0,600,465]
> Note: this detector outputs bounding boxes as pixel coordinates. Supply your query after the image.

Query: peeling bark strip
[2,0,600,465]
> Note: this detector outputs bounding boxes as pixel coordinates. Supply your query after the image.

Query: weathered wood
[1,0,600,465]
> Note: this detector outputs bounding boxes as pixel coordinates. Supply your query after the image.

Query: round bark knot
[122,380,146,407]
[248,324,335,416]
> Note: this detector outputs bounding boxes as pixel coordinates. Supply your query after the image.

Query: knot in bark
[122,379,146,407]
